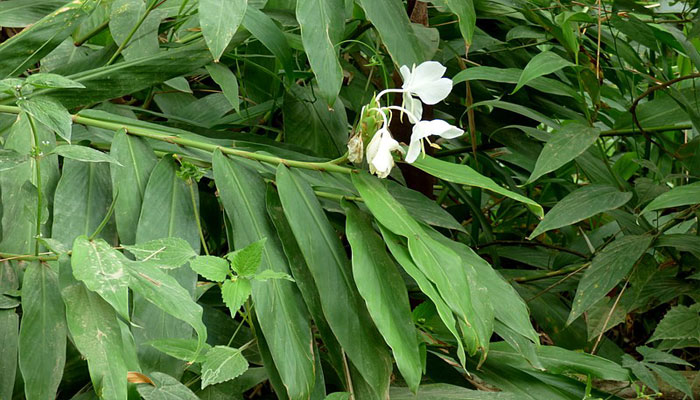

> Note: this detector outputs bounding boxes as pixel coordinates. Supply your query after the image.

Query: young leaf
[201,346,249,388]
[221,278,252,315]
[17,97,72,142]
[18,262,66,400]
[137,372,199,400]
[25,73,85,89]
[123,237,197,268]
[528,123,601,183]
[513,51,574,94]
[226,238,266,277]
[199,0,247,61]
[529,185,633,239]
[568,235,653,324]
[190,255,230,282]
[71,236,130,321]
[52,145,121,164]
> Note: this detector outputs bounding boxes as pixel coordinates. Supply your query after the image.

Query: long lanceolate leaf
[276,166,393,398]
[18,261,66,400]
[0,0,100,77]
[199,0,247,61]
[212,150,316,400]
[133,158,200,377]
[353,172,491,358]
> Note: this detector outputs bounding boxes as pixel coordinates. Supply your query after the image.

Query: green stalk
[188,179,210,256]
[74,19,110,47]
[27,115,43,256]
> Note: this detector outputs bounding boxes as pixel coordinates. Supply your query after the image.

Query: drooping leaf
[410,155,543,217]
[529,185,633,238]
[206,63,240,112]
[18,261,66,400]
[528,123,601,183]
[71,236,130,320]
[446,0,476,45]
[296,0,344,106]
[344,202,422,392]
[60,259,129,400]
[241,6,295,82]
[568,235,653,324]
[277,165,393,398]
[17,96,72,142]
[201,345,250,388]
[212,150,316,400]
[199,0,247,61]
[513,51,574,94]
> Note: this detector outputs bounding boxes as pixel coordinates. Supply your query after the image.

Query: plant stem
[513,263,589,283]
[188,179,210,255]
[74,19,110,47]
[27,115,43,256]
[0,252,59,262]
[88,189,118,241]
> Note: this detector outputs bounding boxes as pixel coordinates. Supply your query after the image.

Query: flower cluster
[348,61,463,178]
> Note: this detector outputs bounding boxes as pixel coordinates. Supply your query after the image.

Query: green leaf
[283,84,348,158]
[645,363,694,399]
[241,6,295,82]
[622,354,659,393]
[513,51,574,94]
[199,0,247,61]
[221,278,252,315]
[325,393,351,400]
[356,0,425,67]
[212,150,316,400]
[71,236,130,320]
[0,0,99,77]
[296,0,344,106]
[226,238,266,277]
[637,346,692,366]
[568,235,653,324]
[390,383,517,399]
[201,346,249,388]
[453,66,580,99]
[125,261,208,361]
[18,261,66,400]
[410,155,543,218]
[276,165,393,398]
[52,160,116,248]
[17,96,72,142]
[648,305,700,343]
[0,0,67,27]
[528,123,601,183]
[53,145,121,164]
[133,157,200,376]
[253,269,294,281]
[344,202,422,392]
[148,338,211,362]
[529,185,633,239]
[0,310,19,400]
[124,237,197,268]
[641,182,700,214]
[25,73,85,89]
[61,263,129,400]
[206,63,240,112]
[110,130,158,245]
[137,372,200,400]
[0,149,28,171]
[191,256,230,282]
[446,0,476,45]
[109,0,165,61]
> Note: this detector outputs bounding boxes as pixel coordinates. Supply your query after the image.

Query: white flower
[405,119,464,163]
[366,128,404,178]
[399,61,453,105]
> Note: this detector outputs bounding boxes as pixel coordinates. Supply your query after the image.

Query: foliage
[0,0,699,399]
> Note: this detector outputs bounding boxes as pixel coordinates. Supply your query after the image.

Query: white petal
[399,65,412,87]
[401,93,422,123]
[404,139,422,164]
[413,61,447,83]
[365,129,383,163]
[412,77,453,105]
[413,119,463,140]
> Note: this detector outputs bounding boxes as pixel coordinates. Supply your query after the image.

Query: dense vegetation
[0,0,699,398]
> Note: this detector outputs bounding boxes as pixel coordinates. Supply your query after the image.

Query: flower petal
[404,140,422,164]
[413,61,447,83]
[399,65,413,87]
[401,93,423,123]
[412,78,453,105]
[401,61,452,105]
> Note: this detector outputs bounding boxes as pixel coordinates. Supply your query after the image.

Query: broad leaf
[191,256,230,282]
[513,51,574,93]
[17,96,72,142]
[0,310,19,400]
[649,304,700,343]
[25,73,84,89]
[641,182,700,214]
[147,338,211,362]
[199,0,247,61]
[124,237,197,268]
[226,238,266,277]
[201,346,249,388]
[206,63,240,112]
[53,145,121,164]
[138,372,200,400]
[528,123,601,183]
[221,278,252,315]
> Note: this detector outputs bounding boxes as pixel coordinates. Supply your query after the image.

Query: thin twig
[479,240,588,259]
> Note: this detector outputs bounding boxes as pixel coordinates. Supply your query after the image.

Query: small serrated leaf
[201,346,249,388]
[190,256,230,282]
[221,278,252,315]
[225,238,266,276]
